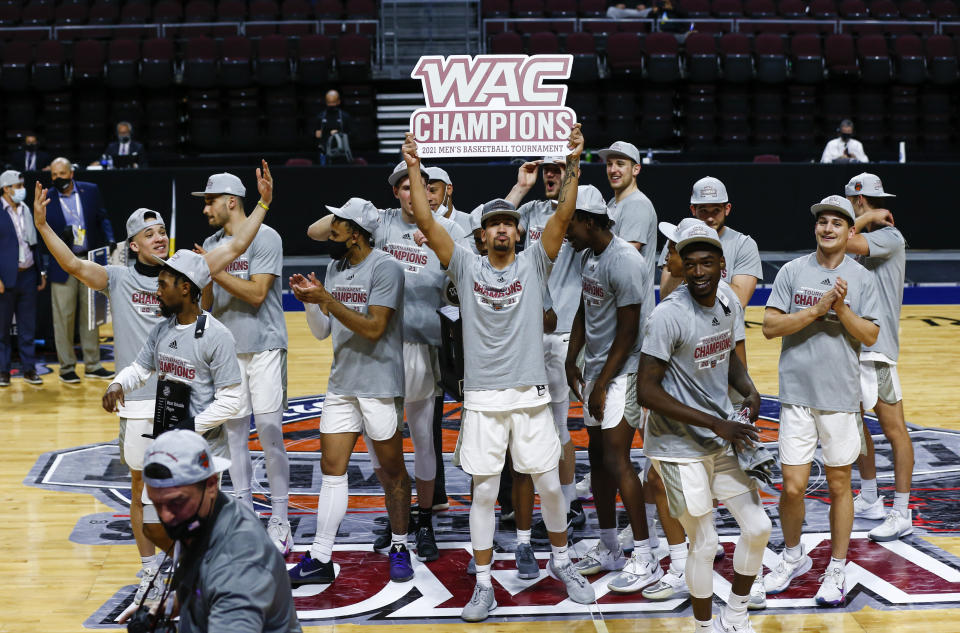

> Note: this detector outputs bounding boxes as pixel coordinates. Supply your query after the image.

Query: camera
[127,606,176,633]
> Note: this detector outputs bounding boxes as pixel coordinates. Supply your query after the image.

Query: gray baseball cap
[541,155,566,165]
[388,160,429,187]
[676,221,723,255]
[326,197,380,234]
[0,170,22,188]
[811,195,856,224]
[844,172,895,198]
[576,184,610,217]
[479,198,521,227]
[191,173,246,198]
[149,249,212,289]
[469,204,483,232]
[597,141,641,164]
[425,166,451,185]
[690,176,729,204]
[659,217,708,245]
[125,208,165,240]
[142,429,231,488]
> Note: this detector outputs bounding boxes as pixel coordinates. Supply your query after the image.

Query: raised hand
[402,132,419,168]
[33,182,50,228]
[256,159,273,207]
[567,122,584,161]
[516,160,542,190]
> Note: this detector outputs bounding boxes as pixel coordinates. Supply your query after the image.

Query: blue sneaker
[288,553,335,585]
[389,544,415,582]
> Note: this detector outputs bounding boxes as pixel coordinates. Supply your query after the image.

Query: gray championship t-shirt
[104,265,165,402]
[519,199,582,334]
[858,226,906,361]
[375,208,466,345]
[608,190,657,323]
[766,253,881,413]
[447,240,552,391]
[659,225,763,287]
[324,249,405,398]
[579,236,647,380]
[202,225,288,354]
[642,283,746,459]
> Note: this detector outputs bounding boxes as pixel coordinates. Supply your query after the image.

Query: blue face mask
[11,188,26,204]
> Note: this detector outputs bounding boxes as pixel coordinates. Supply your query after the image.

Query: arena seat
[89,1,120,25]
[869,0,899,19]
[314,0,343,18]
[297,33,331,85]
[0,39,31,90]
[106,38,139,88]
[712,0,744,17]
[120,2,149,24]
[184,0,215,23]
[0,2,21,27]
[255,33,290,85]
[605,31,644,75]
[679,0,711,17]
[343,0,376,18]
[545,0,577,17]
[73,39,105,82]
[220,35,252,87]
[281,0,312,20]
[645,32,681,82]
[335,33,371,81]
[578,0,605,17]
[744,0,776,17]
[755,32,788,83]
[930,0,958,19]
[32,38,65,90]
[219,0,248,22]
[54,2,87,25]
[898,0,929,19]
[566,31,599,80]
[839,0,869,18]
[482,0,510,18]
[20,1,53,26]
[855,33,890,83]
[825,33,858,79]
[684,32,720,83]
[513,0,545,17]
[490,30,523,53]
[892,33,923,84]
[720,32,753,82]
[182,36,218,88]
[528,31,559,54]
[926,34,958,84]
[778,0,807,18]
[790,33,825,83]
[809,0,837,18]
[140,37,174,88]
[152,0,183,23]
[250,0,279,20]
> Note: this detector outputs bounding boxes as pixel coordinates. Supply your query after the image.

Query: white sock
[828,557,845,572]
[310,473,348,563]
[784,544,802,562]
[894,491,910,518]
[272,496,289,523]
[516,529,531,545]
[668,543,688,574]
[392,532,407,548]
[860,478,878,503]
[633,540,652,559]
[725,590,750,622]
[695,619,712,632]
[600,527,618,552]
[645,503,660,549]
[551,543,570,566]
[476,564,492,587]
[141,554,157,568]
[562,483,576,507]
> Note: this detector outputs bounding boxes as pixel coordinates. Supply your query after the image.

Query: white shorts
[319,392,403,442]
[582,374,627,429]
[543,332,570,404]
[652,451,755,518]
[236,348,287,417]
[459,404,561,476]
[779,404,861,467]
[860,359,903,409]
[624,372,648,430]
[119,417,154,471]
[403,341,440,402]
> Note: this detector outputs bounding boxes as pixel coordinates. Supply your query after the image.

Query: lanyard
[4,201,28,263]
[59,189,84,226]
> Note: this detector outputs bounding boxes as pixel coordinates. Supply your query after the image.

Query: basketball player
[505,156,584,541]
[306,160,466,562]
[762,195,880,606]
[638,221,769,633]
[564,184,661,593]
[843,173,912,542]
[425,166,473,235]
[288,198,413,585]
[32,162,272,606]
[196,172,291,555]
[402,126,596,621]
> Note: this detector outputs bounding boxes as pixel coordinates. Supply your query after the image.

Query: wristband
[258,200,269,211]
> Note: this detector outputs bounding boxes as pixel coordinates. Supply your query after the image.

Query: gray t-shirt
[324,249,405,398]
[642,283,746,459]
[766,253,880,413]
[659,225,763,286]
[375,208,466,346]
[858,226,906,361]
[579,236,647,380]
[135,313,242,420]
[608,190,657,324]
[518,199,582,334]
[443,206,474,236]
[447,240,552,391]
[104,264,165,402]
[202,225,288,354]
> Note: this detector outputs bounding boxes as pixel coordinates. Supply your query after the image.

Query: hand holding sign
[402,132,420,168]
[567,122,584,161]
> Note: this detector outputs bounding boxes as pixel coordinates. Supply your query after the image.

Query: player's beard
[159,300,179,318]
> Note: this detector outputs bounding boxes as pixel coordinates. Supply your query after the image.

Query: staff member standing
[140,429,301,632]
[0,170,45,387]
[45,156,115,383]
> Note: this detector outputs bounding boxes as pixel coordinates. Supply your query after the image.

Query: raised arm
[539,123,584,260]
[307,214,334,241]
[33,182,108,290]
[203,160,273,274]
[504,160,541,207]
[402,133,455,267]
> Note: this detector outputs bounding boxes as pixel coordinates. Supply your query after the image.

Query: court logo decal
[22,395,960,626]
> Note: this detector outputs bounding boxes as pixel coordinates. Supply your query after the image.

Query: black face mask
[52,177,71,193]
[119,135,131,143]
[161,492,210,542]
[328,238,351,260]
[25,143,37,151]
[840,132,852,142]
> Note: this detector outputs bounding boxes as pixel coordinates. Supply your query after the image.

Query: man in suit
[7,133,51,173]
[45,157,115,383]
[0,170,46,386]
[104,121,147,169]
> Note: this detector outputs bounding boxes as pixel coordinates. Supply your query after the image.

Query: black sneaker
[22,370,43,385]
[415,525,439,562]
[85,367,116,380]
[59,370,81,384]
[0,372,9,387]
[288,552,335,585]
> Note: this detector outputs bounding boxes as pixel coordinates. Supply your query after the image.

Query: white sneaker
[575,473,593,500]
[607,550,664,593]
[574,540,626,576]
[763,547,813,594]
[618,524,634,551]
[853,493,886,520]
[461,583,497,622]
[642,568,688,600]
[715,542,726,561]
[712,610,757,632]
[267,516,293,555]
[815,565,846,606]
[748,574,766,610]
[868,508,913,542]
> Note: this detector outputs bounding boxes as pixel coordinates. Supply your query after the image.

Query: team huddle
[28,123,910,632]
